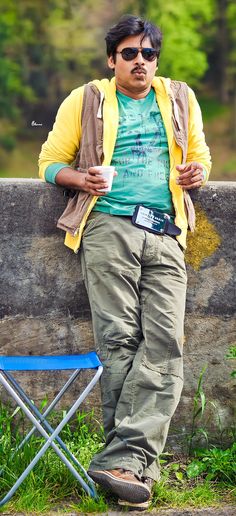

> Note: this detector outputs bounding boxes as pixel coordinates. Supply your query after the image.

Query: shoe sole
[118,498,150,511]
[88,470,150,503]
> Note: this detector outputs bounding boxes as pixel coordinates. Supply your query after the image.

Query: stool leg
[2,369,81,441]
[0,367,102,506]
[2,370,88,477]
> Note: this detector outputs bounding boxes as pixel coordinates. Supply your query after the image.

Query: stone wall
[0,179,235,445]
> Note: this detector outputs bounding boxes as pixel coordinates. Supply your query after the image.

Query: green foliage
[186,362,235,453]
[11,488,51,513]
[146,0,214,87]
[223,1,236,89]
[0,1,36,157]
[199,97,229,121]
[186,443,236,483]
[0,1,35,119]
[152,456,227,508]
[188,365,209,454]
[152,477,222,508]
[0,135,16,152]
[225,345,236,378]
[70,493,108,513]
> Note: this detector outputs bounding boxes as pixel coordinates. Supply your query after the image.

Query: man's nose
[134,50,144,64]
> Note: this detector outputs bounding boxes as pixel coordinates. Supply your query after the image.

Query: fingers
[180,178,204,190]
[176,162,204,190]
[176,163,192,173]
[84,167,108,196]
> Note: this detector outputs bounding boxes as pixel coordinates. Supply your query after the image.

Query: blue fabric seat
[0,352,103,507]
[0,352,101,371]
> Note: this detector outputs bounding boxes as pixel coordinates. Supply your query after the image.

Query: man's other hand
[176,162,204,190]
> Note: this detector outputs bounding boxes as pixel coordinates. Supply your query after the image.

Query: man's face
[108,34,157,98]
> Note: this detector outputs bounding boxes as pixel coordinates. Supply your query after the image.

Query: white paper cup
[96,166,115,192]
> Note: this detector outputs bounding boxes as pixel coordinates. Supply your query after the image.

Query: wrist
[56,167,86,190]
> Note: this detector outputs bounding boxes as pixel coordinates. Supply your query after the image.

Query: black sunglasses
[116,47,158,62]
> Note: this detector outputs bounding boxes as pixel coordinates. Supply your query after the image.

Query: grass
[0,402,235,513]
[153,478,224,509]
[69,493,109,513]
[153,451,235,509]
[199,97,229,122]
[222,158,236,176]
[0,139,43,180]
[0,405,105,513]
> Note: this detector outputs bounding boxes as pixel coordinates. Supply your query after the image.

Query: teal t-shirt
[93,87,174,217]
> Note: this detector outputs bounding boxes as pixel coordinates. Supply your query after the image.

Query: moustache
[131,67,147,74]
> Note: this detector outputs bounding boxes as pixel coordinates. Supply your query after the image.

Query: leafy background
[0,0,235,180]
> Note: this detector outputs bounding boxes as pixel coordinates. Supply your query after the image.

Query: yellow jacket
[39,76,211,251]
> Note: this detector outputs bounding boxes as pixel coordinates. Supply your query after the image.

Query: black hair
[105,14,162,62]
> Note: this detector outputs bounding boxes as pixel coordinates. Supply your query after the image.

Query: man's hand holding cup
[84,166,117,195]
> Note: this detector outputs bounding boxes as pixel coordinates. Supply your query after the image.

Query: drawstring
[169,93,182,131]
[97,92,105,119]
[172,97,182,131]
[183,190,195,232]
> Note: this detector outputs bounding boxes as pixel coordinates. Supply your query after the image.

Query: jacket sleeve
[187,87,212,184]
[38,86,84,180]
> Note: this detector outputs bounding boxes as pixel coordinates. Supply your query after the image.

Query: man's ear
[107,55,115,70]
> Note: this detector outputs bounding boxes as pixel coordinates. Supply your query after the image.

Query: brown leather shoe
[118,477,154,510]
[88,468,151,503]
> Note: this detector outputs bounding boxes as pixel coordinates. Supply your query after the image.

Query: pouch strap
[166,220,181,236]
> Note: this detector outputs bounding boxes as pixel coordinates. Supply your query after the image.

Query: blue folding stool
[0,352,103,507]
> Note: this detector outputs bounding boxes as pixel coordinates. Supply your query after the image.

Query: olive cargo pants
[80,212,187,480]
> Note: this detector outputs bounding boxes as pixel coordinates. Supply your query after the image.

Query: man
[39,15,211,509]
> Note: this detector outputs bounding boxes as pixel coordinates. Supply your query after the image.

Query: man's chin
[131,76,148,87]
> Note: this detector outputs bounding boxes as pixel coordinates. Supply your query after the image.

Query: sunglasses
[116,47,158,62]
